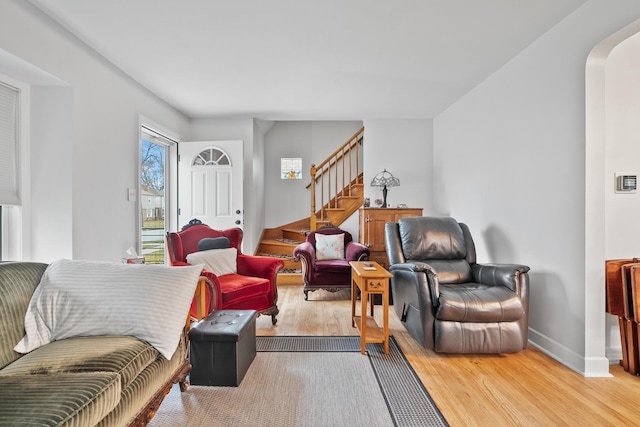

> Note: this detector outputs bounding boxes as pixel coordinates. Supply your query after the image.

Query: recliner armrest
[471,263,530,293]
[389,261,435,274]
[390,261,440,304]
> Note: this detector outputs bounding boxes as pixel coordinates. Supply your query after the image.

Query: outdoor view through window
[140,135,167,264]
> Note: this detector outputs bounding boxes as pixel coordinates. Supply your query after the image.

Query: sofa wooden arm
[185,276,209,331]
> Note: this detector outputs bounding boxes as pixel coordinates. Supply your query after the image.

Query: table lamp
[370,169,400,208]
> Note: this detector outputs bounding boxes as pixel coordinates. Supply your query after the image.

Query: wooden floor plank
[256,284,640,426]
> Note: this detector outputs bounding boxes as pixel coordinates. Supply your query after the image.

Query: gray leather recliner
[385,216,530,353]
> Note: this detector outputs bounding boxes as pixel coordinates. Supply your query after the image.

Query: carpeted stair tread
[260,238,303,246]
[275,237,304,244]
[257,253,295,261]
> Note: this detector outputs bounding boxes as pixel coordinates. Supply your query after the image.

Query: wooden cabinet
[359,207,423,268]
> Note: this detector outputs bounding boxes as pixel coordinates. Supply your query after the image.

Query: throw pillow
[14,259,203,360]
[315,233,345,260]
[197,237,230,251]
[186,247,238,276]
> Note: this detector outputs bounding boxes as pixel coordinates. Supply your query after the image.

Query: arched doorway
[585,18,640,376]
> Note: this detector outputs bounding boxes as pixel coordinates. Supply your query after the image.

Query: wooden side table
[349,261,392,354]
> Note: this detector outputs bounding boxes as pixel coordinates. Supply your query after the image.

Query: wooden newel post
[310,163,317,231]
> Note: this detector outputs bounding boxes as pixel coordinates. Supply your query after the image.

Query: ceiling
[27,0,586,120]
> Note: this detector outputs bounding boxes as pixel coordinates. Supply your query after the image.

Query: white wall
[434,0,640,375]
[253,120,272,252]
[310,121,364,171]
[605,34,640,256]
[264,121,313,228]
[363,119,433,214]
[30,86,73,261]
[1,0,191,262]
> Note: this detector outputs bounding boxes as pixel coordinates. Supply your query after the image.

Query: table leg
[383,287,389,354]
[361,289,367,354]
[369,293,374,317]
[351,278,356,328]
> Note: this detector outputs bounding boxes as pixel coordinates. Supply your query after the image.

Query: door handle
[236,210,241,215]
[235,220,241,225]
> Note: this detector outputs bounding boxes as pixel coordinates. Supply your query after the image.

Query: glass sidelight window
[139,125,176,264]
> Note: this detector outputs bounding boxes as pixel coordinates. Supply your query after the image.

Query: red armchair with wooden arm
[166,220,284,325]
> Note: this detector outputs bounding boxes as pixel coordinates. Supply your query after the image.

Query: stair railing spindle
[348,146,353,196]
[310,163,317,231]
[356,139,360,183]
[319,164,324,216]
[341,147,346,199]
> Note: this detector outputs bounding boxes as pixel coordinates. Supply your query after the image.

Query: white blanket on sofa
[14,259,203,360]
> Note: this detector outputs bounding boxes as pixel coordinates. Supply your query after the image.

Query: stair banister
[308,126,364,231]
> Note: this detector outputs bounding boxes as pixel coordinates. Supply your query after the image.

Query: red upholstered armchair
[293,227,370,300]
[166,220,284,324]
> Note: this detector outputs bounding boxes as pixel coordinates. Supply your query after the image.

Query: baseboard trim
[528,328,612,377]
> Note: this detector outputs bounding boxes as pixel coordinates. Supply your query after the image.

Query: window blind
[0,82,19,205]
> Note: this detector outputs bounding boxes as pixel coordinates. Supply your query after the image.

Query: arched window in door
[192,148,231,166]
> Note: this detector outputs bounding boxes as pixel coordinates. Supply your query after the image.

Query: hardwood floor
[255,284,640,427]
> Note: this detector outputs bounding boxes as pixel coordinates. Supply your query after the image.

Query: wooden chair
[605,258,640,374]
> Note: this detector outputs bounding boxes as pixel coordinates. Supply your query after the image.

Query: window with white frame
[281,157,302,180]
[139,123,178,265]
[0,75,28,261]
[0,82,19,205]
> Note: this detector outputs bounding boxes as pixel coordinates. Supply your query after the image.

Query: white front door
[178,140,243,231]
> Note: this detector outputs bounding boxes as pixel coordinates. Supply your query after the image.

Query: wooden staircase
[255,127,365,285]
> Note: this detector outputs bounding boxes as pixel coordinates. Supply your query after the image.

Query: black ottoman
[188,310,257,386]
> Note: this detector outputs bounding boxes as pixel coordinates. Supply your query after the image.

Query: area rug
[148,336,448,427]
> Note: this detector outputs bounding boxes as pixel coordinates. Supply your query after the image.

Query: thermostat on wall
[615,174,637,193]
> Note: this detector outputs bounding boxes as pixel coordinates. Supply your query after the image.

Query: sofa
[0,260,203,426]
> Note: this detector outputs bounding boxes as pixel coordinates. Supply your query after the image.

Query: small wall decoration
[281,158,302,180]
